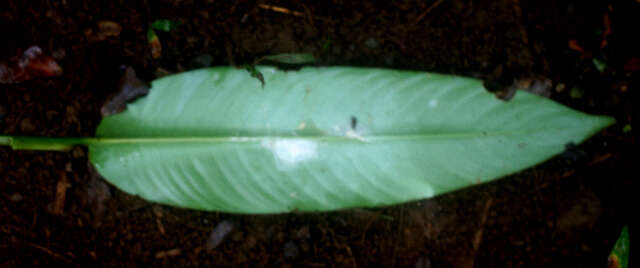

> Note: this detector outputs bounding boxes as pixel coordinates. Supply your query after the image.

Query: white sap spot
[345,130,368,142]
[262,139,318,169]
[428,99,438,108]
[290,192,298,198]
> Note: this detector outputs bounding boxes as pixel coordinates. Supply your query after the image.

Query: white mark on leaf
[428,99,438,108]
[262,139,318,169]
[345,130,368,142]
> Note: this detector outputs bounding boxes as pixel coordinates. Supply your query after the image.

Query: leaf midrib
[3,128,555,150]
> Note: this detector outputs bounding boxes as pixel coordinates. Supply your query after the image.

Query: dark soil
[1,0,638,267]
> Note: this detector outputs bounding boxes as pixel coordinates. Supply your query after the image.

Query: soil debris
[0,46,62,84]
[155,248,181,259]
[85,165,112,226]
[85,20,122,42]
[48,172,71,215]
[101,67,149,116]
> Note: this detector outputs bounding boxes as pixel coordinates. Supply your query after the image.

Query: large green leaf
[2,66,614,213]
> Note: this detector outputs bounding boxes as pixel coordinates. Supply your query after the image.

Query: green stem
[0,135,95,151]
[0,136,10,146]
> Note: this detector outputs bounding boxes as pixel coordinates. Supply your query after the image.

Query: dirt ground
[1,0,638,267]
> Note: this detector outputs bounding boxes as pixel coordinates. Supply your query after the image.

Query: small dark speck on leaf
[351,116,357,130]
[206,220,234,250]
[245,64,265,88]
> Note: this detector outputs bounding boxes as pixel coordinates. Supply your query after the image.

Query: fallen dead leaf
[49,172,71,215]
[0,46,63,84]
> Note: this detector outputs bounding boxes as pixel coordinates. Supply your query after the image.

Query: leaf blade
[91,66,614,213]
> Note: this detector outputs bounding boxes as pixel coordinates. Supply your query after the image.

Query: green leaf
[2,66,614,214]
[151,19,181,32]
[147,29,158,42]
[593,58,607,73]
[609,226,629,268]
[261,53,316,64]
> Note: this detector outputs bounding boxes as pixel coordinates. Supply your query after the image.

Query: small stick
[414,0,445,24]
[258,4,332,22]
[258,4,305,17]
[24,241,73,262]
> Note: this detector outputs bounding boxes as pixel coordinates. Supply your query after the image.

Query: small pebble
[526,78,552,97]
[295,226,310,240]
[97,20,122,38]
[206,220,234,250]
[72,147,85,158]
[10,193,23,202]
[189,54,214,69]
[283,241,299,259]
[20,118,35,132]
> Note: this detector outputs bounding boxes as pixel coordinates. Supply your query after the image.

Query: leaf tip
[596,115,617,129]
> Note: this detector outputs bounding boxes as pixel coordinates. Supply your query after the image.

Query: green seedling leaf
[151,19,182,32]
[593,58,607,73]
[1,66,614,214]
[608,226,629,268]
[147,29,162,59]
[261,53,316,64]
[570,87,584,99]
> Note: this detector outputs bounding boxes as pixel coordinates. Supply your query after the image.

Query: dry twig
[414,0,445,24]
